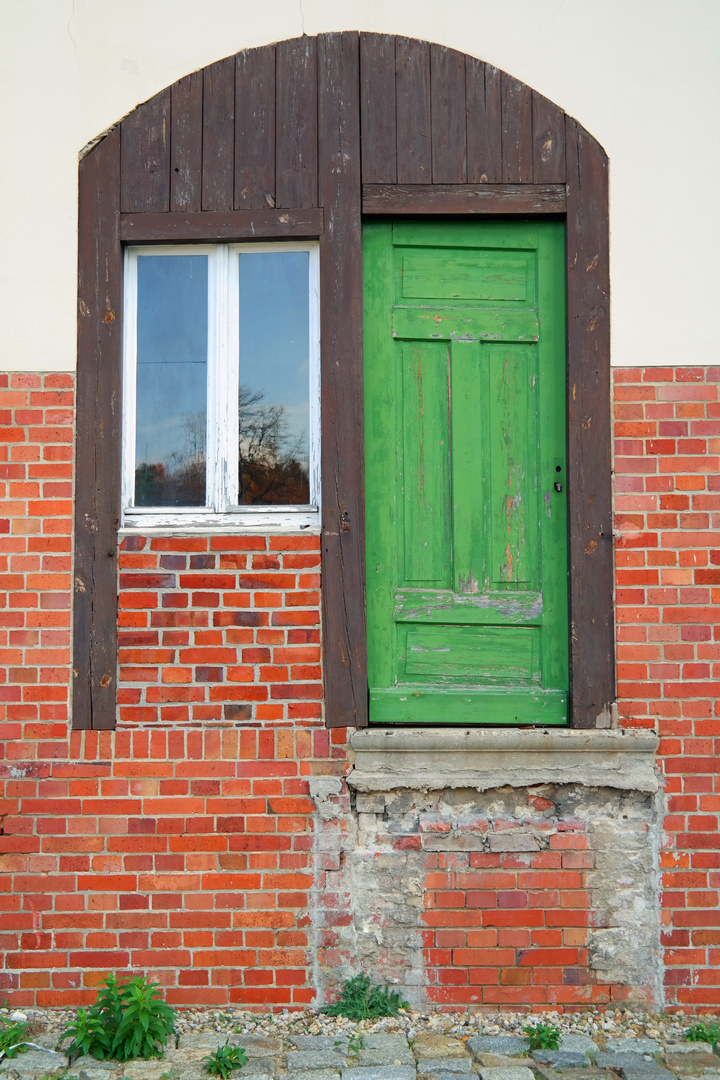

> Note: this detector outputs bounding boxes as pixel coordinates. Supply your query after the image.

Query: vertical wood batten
[202,56,236,212]
[466,59,502,184]
[318,32,368,728]
[501,72,532,183]
[75,131,122,730]
[532,91,566,184]
[276,37,318,209]
[430,45,467,183]
[360,33,397,184]
[120,89,171,213]
[565,117,614,728]
[396,37,431,184]
[235,44,276,210]
[170,71,203,212]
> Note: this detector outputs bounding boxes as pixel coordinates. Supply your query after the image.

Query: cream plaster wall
[1,0,718,371]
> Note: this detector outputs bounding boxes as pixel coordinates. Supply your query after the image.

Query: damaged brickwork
[310,781,662,1011]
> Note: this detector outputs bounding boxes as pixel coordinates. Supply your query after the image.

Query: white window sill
[346,727,660,794]
[121,509,320,532]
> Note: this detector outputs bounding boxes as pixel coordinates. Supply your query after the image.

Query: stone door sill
[346,728,660,793]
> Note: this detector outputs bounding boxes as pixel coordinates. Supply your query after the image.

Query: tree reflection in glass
[134,254,208,507]
[237,251,310,505]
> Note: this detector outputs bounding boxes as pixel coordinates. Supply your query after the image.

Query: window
[122,243,320,530]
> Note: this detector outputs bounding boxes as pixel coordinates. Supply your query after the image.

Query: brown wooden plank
[363,183,566,214]
[466,58,502,183]
[532,90,566,184]
[396,36,431,184]
[565,117,614,728]
[75,131,122,730]
[318,32,367,728]
[170,71,203,211]
[276,36,318,208]
[430,45,467,183]
[501,72,532,183]
[235,44,276,209]
[120,89,170,213]
[202,56,235,211]
[119,208,324,241]
[360,33,397,184]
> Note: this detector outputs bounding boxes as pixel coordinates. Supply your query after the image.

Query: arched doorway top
[112,33,604,216]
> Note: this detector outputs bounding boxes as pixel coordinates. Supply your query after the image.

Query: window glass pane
[135,254,208,507]
[238,251,310,505]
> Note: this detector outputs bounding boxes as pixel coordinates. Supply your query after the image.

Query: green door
[363,220,568,725]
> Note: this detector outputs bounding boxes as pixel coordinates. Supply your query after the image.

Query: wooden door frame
[73,33,613,732]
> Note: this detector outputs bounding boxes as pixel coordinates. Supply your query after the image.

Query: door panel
[364,220,569,725]
[400,342,452,584]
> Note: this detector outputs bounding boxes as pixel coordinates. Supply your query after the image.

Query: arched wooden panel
[118,34,572,217]
[75,32,613,731]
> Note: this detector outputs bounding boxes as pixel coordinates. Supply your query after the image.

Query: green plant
[348,1034,364,1059]
[59,973,176,1062]
[321,973,409,1022]
[0,1015,30,1059]
[685,1022,720,1048]
[203,1044,248,1078]
[522,1022,562,1051]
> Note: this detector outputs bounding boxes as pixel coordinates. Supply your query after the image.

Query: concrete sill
[347,728,660,794]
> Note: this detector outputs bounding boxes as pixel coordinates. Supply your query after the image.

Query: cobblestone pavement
[1,1009,719,1080]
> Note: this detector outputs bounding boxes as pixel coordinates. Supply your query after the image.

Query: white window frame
[122,242,321,531]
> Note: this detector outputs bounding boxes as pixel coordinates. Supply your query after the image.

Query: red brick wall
[614,366,720,1011]
[0,373,73,761]
[0,724,346,1007]
[117,534,322,725]
[2,366,720,1011]
[422,819,613,1011]
[0,375,350,1007]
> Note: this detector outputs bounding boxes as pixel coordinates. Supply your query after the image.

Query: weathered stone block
[288,1051,348,1070]
[532,1052,590,1068]
[475,1056,526,1069]
[468,1038,529,1058]
[606,1040,661,1057]
[413,1037,470,1059]
[418,1059,474,1074]
[561,1038,599,1058]
[356,1036,414,1067]
[0,1049,69,1076]
[425,1073,479,1080]
[341,1067,416,1080]
[287,1071,343,1080]
[619,1066,674,1080]
[119,1061,171,1080]
[237,1037,285,1057]
[477,1067,534,1080]
[531,1067,608,1080]
[664,1047,718,1073]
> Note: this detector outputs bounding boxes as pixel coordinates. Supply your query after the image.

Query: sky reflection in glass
[135,254,208,507]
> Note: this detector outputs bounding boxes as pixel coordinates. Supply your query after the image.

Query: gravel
[2,1004,708,1051]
